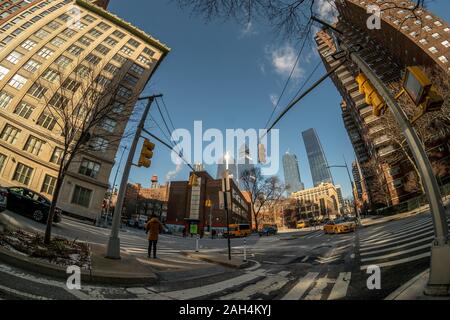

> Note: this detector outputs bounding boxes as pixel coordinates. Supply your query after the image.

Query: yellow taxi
[296,220,308,229]
[324,218,357,234]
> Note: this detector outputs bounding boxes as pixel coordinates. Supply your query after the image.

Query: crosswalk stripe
[361,223,433,245]
[362,219,431,241]
[219,271,290,300]
[0,284,52,300]
[360,243,431,263]
[360,252,430,270]
[161,272,263,300]
[360,227,434,248]
[328,272,351,300]
[360,229,435,251]
[360,235,434,256]
[281,272,319,300]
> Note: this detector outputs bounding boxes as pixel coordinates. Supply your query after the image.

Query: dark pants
[148,240,158,258]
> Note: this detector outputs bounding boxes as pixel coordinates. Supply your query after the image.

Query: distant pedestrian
[182,227,187,237]
[212,229,216,239]
[145,214,163,259]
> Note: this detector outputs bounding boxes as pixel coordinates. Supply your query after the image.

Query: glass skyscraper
[282,152,304,195]
[302,128,333,187]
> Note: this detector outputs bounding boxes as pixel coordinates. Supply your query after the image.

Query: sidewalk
[360,198,449,228]
[386,270,450,300]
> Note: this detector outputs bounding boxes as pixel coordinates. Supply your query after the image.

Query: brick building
[166,170,251,235]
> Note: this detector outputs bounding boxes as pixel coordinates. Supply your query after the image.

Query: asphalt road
[0,209,449,300]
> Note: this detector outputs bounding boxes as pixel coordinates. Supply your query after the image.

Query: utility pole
[106,94,162,259]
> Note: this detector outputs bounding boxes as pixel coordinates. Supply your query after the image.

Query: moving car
[324,218,357,234]
[223,223,252,238]
[259,225,278,236]
[2,187,62,223]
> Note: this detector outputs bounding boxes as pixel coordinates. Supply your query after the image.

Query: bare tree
[240,167,285,231]
[36,56,140,244]
[174,0,427,39]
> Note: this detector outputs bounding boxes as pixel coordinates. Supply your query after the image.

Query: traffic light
[138,139,155,168]
[356,73,387,117]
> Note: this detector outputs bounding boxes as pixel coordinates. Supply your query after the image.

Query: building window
[62,78,81,92]
[438,56,448,64]
[0,124,20,144]
[112,101,125,113]
[431,33,440,39]
[112,54,127,65]
[95,44,110,55]
[127,38,141,48]
[6,51,24,64]
[123,73,139,86]
[428,46,438,54]
[38,47,54,59]
[50,147,63,165]
[97,22,111,31]
[0,65,10,80]
[100,118,117,133]
[95,75,111,87]
[103,37,117,47]
[0,91,13,109]
[112,30,125,39]
[71,185,92,207]
[84,53,101,65]
[34,29,50,39]
[27,83,48,99]
[50,36,66,47]
[120,46,134,56]
[67,44,84,56]
[21,39,37,51]
[41,174,57,195]
[13,163,33,186]
[61,27,77,38]
[117,86,132,98]
[419,38,428,45]
[24,135,45,156]
[37,112,57,130]
[42,69,59,82]
[83,14,97,23]
[137,55,152,66]
[49,93,69,109]
[13,102,34,119]
[8,74,28,89]
[129,63,145,75]
[79,159,101,179]
[0,153,6,172]
[143,47,155,57]
[75,65,91,77]
[89,137,109,152]
[46,21,61,30]
[77,36,93,46]
[23,59,41,72]
[55,55,72,68]
[422,25,431,32]
[441,40,450,48]
[393,178,403,188]
[88,28,103,38]
[104,63,119,75]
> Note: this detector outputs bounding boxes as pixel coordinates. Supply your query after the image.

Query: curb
[0,246,158,286]
[182,251,250,269]
[385,269,429,300]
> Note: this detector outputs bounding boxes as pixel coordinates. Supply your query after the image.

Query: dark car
[3,187,62,224]
[258,226,278,236]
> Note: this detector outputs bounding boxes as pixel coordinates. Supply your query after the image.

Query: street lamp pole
[106,94,162,259]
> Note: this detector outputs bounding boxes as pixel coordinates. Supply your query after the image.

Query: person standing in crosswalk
[145,214,163,259]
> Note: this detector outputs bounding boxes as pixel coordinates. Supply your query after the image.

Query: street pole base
[105,236,121,260]
[426,243,450,296]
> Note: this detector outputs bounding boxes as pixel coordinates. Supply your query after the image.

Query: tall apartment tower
[0,0,169,219]
[282,152,304,195]
[315,0,449,210]
[302,128,334,187]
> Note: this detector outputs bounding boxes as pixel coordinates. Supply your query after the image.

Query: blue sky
[107,0,450,199]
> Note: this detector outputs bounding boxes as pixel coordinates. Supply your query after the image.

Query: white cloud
[315,0,338,22]
[239,21,258,38]
[270,94,279,107]
[165,163,182,181]
[266,44,305,79]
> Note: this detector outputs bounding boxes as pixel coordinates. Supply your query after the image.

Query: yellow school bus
[223,224,252,238]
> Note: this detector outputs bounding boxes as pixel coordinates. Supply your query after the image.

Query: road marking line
[0,284,52,300]
[360,252,430,270]
[301,256,309,263]
[161,272,262,300]
[362,220,431,241]
[361,243,431,262]
[262,261,278,264]
[361,224,433,244]
[281,272,319,300]
[360,235,434,256]
[328,272,351,300]
[304,276,330,300]
[360,228,434,249]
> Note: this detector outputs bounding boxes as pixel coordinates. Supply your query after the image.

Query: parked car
[258,225,278,236]
[2,187,62,224]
